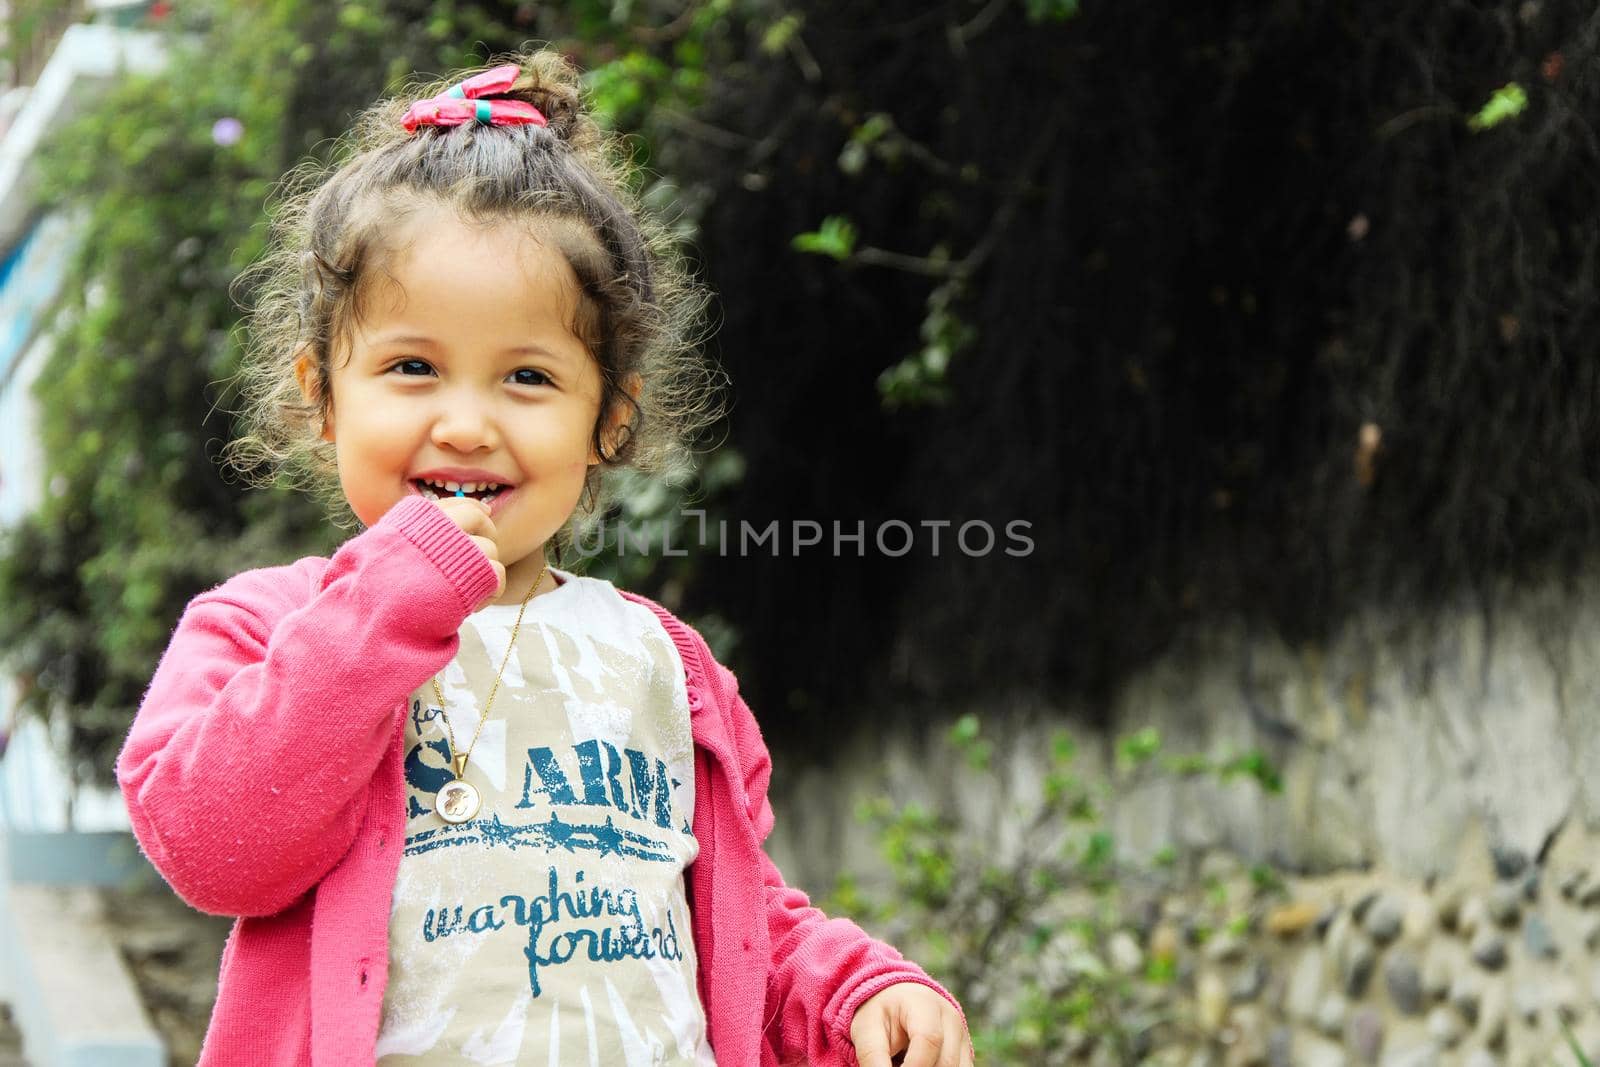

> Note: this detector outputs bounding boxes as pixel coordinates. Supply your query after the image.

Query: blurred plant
[0,0,359,782]
[1468,82,1529,132]
[876,277,973,410]
[791,214,858,261]
[3,0,79,83]
[826,715,1284,1064]
[792,81,1063,415]
[1563,1022,1596,1066]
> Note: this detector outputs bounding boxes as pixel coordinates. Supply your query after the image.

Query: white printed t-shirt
[376,566,716,1066]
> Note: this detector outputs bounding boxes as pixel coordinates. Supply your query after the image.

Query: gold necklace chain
[431,560,549,784]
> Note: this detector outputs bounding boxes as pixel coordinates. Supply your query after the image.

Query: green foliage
[836,112,893,176]
[1112,726,1283,798]
[791,214,858,261]
[759,11,804,54]
[810,103,987,414]
[827,715,1285,1062]
[947,712,993,770]
[1115,725,1162,769]
[876,277,973,410]
[1468,82,1528,132]
[1219,748,1286,793]
[1249,862,1286,896]
[0,0,369,780]
[583,51,668,126]
[0,0,753,785]
[3,0,71,78]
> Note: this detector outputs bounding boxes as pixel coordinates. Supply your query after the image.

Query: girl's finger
[903,1031,943,1067]
[939,1013,963,1067]
[853,1018,895,1067]
[902,1016,945,1067]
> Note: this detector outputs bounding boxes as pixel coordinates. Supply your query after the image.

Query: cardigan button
[685,686,705,712]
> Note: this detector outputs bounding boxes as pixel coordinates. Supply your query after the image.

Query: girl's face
[299,205,628,603]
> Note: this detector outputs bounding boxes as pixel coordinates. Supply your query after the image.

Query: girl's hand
[433,496,506,607]
[850,982,974,1067]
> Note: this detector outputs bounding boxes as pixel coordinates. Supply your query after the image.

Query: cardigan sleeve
[115,495,500,918]
[710,659,968,1067]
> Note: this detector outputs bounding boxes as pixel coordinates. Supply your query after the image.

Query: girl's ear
[593,372,642,465]
[293,345,335,443]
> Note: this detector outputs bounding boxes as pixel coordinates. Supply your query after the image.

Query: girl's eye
[385,360,547,385]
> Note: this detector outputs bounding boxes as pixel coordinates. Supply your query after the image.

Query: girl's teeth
[415,478,505,497]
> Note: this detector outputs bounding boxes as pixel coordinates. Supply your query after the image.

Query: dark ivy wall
[656,1,1600,757]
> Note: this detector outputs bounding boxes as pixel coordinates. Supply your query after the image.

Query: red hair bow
[401,64,548,133]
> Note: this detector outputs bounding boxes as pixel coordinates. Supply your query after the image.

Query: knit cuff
[830,970,969,1067]
[379,495,501,616]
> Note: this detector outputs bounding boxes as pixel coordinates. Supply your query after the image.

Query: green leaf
[1250,863,1286,896]
[1066,794,1098,822]
[850,112,893,147]
[1145,955,1178,983]
[1117,726,1162,768]
[1467,82,1528,132]
[1220,749,1285,793]
[1043,770,1075,804]
[761,13,804,55]
[791,215,858,261]
[1050,729,1078,766]
[948,712,981,746]
[878,278,973,411]
[1082,830,1114,870]
[1162,752,1212,776]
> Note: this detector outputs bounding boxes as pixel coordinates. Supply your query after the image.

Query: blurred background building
[1,0,163,843]
[0,5,166,1065]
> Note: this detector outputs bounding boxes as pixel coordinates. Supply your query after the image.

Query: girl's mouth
[412,478,511,504]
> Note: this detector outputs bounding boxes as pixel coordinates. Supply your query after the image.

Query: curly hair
[225,47,726,562]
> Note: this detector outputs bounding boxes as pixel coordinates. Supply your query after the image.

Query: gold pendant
[436,778,481,824]
[436,753,480,824]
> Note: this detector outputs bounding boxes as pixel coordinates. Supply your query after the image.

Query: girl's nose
[428,398,500,453]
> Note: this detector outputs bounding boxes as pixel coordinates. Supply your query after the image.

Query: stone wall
[1125,831,1600,1066]
[768,571,1600,890]
[768,819,1600,1065]
[762,572,1600,1064]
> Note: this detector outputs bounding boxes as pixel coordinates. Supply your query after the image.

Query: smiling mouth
[413,478,511,502]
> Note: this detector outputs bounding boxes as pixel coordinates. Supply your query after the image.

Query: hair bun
[502,52,587,143]
[512,82,580,140]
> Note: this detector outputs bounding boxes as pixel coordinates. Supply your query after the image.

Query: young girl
[115,48,971,1067]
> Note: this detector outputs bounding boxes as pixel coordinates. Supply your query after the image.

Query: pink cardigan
[116,495,960,1066]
